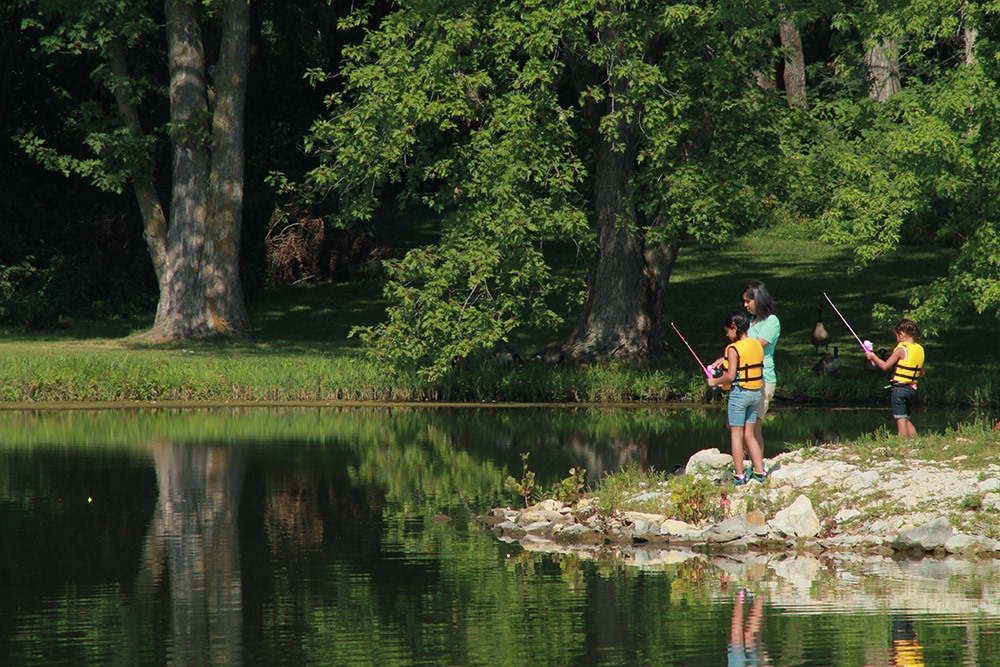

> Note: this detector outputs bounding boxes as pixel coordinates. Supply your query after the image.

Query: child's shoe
[732,472,748,487]
[749,468,768,483]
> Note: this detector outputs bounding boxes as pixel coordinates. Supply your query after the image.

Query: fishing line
[670,322,714,379]
[822,292,874,363]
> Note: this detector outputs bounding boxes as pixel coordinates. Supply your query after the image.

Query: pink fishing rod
[670,322,714,379]
[822,292,874,359]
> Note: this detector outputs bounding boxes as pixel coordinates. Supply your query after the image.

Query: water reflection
[0,404,974,486]
[727,588,771,667]
[143,444,247,666]
[888,617,926,667]
[0,406,996,667]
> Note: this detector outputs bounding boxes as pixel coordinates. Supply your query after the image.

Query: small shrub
[504,452,536,507]
[961,494,984,511]
[666,475,726,524]
[552,467,586,505]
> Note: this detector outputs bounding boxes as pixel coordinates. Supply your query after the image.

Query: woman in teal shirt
[743,282,780,455]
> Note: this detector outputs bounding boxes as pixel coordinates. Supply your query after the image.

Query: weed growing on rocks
[666,475,727,524]
[592,464,670,515]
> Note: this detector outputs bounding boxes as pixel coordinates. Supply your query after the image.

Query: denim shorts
[728,385,761,427]
[890,383,917,420]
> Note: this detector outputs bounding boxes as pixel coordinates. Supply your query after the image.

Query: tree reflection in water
[139,443,247,666]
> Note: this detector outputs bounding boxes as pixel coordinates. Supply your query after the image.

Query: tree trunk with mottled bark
[865,37,901,103]
[107,41,169,285]
[564,12,680,363]
[564,132,680,363]
[964,25,977,66]
[779,17,807,108]
[139,0,253,340]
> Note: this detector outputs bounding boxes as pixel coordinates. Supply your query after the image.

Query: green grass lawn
[0,220,993,406]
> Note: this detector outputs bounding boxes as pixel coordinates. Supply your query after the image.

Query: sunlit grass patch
[830,418,1000,469]
[591,464,671,514]
[952,511,1000,541]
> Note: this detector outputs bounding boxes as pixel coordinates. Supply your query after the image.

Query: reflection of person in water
[891,617,925,667]
[728,589,771,667]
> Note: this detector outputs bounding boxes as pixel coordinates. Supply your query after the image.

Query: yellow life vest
[722,337,764,390]
[891,341,924,386]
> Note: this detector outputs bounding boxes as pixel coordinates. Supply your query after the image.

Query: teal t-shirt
[748,314,780,384]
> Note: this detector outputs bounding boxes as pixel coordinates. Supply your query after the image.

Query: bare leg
[743,423,766,474]
[754,385,772,457]
[897,418,916,438]
[730,426,746,476]
[753,420,764,457]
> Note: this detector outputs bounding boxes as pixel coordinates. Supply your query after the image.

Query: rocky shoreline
[481,443,1000,560]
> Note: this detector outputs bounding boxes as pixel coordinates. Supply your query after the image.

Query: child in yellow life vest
[865,318,924,438]
[708,311,767,486]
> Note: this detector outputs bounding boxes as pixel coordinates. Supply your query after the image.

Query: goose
[812,346,841,374]
[531,346,564,366]
[810,303,831,353]
[492,344,522,366]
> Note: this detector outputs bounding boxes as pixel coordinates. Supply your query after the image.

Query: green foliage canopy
[797,2,1000,334]
[293,0,793,378]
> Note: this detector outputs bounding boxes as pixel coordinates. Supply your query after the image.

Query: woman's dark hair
[744,281,776,319]
[724,310,752,336]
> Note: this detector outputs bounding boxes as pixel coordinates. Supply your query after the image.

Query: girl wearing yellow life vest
[708,311,767,486]
[865,318,925,438]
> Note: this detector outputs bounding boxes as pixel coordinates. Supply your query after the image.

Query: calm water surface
[0,405,996,666]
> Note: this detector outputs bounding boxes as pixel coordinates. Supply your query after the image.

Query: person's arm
[867,346,904,372]
[752,316,779,351]
[709,347,739,387]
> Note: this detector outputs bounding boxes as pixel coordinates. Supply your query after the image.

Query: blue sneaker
[749,468,768,483]
[732,472,748,487]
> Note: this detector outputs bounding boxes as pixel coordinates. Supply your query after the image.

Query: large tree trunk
[205,0,253,337]
[865,37,901,103]
[140,0,253,341]
[779,17,807,108]
[564,134,679,362]
[565,14,679,363]
[565,134,646,362]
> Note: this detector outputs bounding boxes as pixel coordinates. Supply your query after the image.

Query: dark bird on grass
[863,347,889,371]
[531,346,564,366]
[812,346,841,374]
[492,344,522,366]
[810,303,831,353]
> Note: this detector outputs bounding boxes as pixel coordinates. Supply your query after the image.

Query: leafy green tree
[797,0,1000,333]
[16,0,253,339]
[293,0,795,378]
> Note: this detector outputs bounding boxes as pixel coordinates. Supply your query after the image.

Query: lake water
[1,404,997,666]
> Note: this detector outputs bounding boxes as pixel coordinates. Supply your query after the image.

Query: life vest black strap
[737,361,764,386]
[894,362,922,382]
